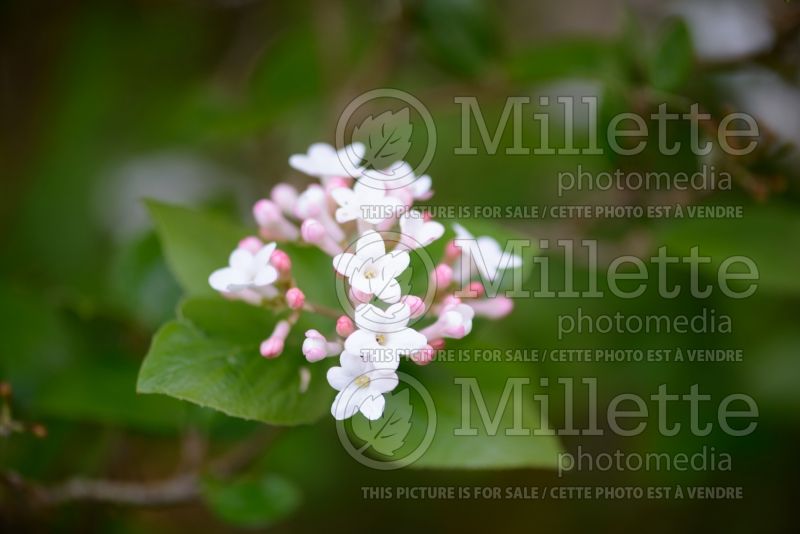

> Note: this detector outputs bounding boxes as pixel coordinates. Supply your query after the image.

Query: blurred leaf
[147,201,337,306]
[659,204,800,294]
[507,39,621,84]
[108,231,182,329]
[408,358,562,470]
[648,19,693,92]
[351,388,412,457]
[137,297,333,425]
[202,473,301,529]
[250,28,322,118]
[146,200,249,296]
[354,109,413,170]
[415,0,498,77]
[32,359,186,433]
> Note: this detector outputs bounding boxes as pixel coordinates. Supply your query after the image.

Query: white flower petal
[252,265,278,287]
[355,303,410,332]
[254,242,277,265]
[370,372,399,394]
[326,366,351,392]
[358,393,386,420]
[333,253,364,277]
[209,267,246,292]
[373,277,401,304]
[375,250,409,278]
[229,249,255,272]
[356,230,386,260]
[344,329,378,356]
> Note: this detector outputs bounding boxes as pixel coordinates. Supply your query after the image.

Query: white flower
[453,223,522,282]
[399,210,444,249]
[344,303,427,369]
[410,174,433,200]
[360,161,420,192]
[333,230,409,303]
[327,351,398,420]
[289,142,365,179]
[331,180,402,225]
[421,298,475,340]
[209,243,279,294]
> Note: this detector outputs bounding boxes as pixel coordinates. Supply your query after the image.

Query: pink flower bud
[301,219,326,243]
[270,183,298,214]
[441,295,462,309]
[325,176,350,193]
[401,295,425,319]
[238,236,263,254]
[390,187,414,208]
[336,315,355,337]
[260,337,284,358]
[443,324,467,338]
[466,281,485,298]
[253,199,282,227]
[302,329,327,362]
[254,198,299,241]
[270,249,292,273]
[429,338,446,350]
[469,296,514,319]
[294,185,325,219]
[432,263,453,289]
[285,287,305,310]
[444,240,461,262]
[301,219,343,256]
[349,287,372,305]
[411,345,435,366]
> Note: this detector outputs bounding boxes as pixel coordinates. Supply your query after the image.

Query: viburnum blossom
[333,230,409,304]
[207,141,524,421]
[327,352,398,420]
[289,142,365,181]
[209,242,279,296]
[344,303,427,369]
[398,211,444,249]
[331,180,403,225]
[452,223,522,283]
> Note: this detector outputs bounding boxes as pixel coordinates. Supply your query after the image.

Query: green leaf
[202,474,301,529]
[659,204,800,294]
[409,358,563,470]
[351,389,413,457]
[146,200,249,296]
[648,19,693,92]
[137,297,334,425]
[415,0,499,77]
[354,109,413,171]
[507,39,622,84]
[146,200,338,306]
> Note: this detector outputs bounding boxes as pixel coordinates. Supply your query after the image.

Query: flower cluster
[208,142,520,421]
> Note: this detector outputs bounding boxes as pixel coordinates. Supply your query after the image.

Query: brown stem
[1,428,281,508]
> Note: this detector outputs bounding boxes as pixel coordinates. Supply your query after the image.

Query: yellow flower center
[375,334,387,345]
[354,374,370,388]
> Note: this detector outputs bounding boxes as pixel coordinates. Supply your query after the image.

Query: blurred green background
[2,0,799,531]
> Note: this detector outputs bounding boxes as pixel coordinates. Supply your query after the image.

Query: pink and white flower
[289,142,365,180]
[209,243,279,296]
[421,297,475,340]
[452,223,522,283]
[344,303,427,369]
[398,210,444,250]
[331,180,403,225]
[333,230,409,303]
[327,351,398,420]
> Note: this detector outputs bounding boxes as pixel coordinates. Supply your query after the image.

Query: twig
[1,428,281,508]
